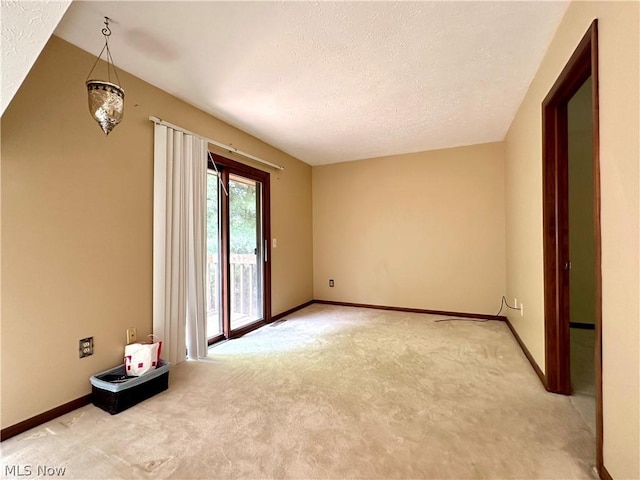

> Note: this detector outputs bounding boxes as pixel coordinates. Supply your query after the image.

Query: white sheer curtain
[153,124,208,363]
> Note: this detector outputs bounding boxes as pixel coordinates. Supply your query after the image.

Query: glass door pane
[229,174,263,330]
[206,171,222,338]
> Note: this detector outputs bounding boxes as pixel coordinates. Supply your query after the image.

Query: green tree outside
[207,174,258,255]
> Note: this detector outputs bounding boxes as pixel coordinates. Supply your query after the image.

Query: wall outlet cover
[127,327,137,344]
[79,337,93,358]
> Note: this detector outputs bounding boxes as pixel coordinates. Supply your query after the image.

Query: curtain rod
[149,116,285,171]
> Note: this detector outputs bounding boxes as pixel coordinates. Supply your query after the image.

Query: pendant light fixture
[86,17,125,135]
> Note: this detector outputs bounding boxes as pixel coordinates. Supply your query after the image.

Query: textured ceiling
[54,1,569,166]
[1,0,72,115]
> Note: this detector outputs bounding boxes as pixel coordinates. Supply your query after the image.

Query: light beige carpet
[1,304,596,479]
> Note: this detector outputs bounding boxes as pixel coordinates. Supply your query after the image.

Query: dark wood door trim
[591,23,604,479]
[219,168,231,339]
[542,20,603,476]
[208,153,272,340]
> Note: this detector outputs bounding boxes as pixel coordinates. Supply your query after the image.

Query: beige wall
[313,143,506,314]
[505,2,639,478]
[568,79,596,325]
[1,36,313,429]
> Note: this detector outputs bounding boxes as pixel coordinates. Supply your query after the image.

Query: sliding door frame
[207,153,272,343]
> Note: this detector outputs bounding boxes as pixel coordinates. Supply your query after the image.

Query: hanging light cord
[86,17,122,85]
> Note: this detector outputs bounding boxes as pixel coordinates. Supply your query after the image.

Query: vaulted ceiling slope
[54,1,569,166]
[1,0,72,116]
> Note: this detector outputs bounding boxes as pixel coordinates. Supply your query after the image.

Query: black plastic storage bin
[90,360,170,414]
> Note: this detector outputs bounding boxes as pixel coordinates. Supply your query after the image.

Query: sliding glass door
[206,171,222,338]
[206,154,270,344]
[229,174,263,329]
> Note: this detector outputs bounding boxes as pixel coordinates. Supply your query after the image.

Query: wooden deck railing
[206,254,259,332]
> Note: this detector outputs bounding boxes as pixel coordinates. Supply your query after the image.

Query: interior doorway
[541,20,602,474]
[567,77,596,434]
[205,153,271,344]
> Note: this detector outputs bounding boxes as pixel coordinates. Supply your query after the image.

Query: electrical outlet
[127,327,137,344]
[79,337,93,358]
[329,279,334,287]
[520,304,524,316]
[272,238,277,248]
